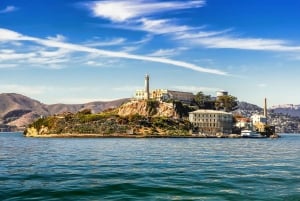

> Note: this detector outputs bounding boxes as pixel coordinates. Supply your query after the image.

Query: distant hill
[270,104,300,117]
[2,93,300,133]
[233,101,263,117]
[0,93,49,118]
[47,99,129,115]
[0,93,129,130]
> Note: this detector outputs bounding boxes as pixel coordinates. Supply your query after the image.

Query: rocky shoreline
[24,133,280,138]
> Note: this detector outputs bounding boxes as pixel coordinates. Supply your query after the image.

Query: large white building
[134,75,194,103]
[152,89,194,103]
[189,110,233,134]
[251,114,267,125]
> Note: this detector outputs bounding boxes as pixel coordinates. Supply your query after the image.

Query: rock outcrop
[118,100,177,118]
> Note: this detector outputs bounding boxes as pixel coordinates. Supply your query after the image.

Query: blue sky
[1,0,300,106]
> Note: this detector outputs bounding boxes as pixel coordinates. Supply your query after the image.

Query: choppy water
[0,133,299,201]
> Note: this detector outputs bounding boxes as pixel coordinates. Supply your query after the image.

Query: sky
[1,0,300,107]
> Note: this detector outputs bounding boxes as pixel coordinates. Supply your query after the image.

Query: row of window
[193,123,230,128]
[192,114,231,118]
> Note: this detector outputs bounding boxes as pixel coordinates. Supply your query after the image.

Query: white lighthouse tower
[144,74,150,100]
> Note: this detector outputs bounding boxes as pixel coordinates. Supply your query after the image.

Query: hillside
[0,93,129,131]
[235,101,300,133]
[24,100,192,137]
[47,99,129,114]
[2,93,300,133]
[270,104,300,117]
[0,93,49,118]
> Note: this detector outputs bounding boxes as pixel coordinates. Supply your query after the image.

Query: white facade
[135,88,194,103]
[134,89,146,100]
[216,91,228,97]
[251,114,267,125]
[134,75,194,103]
[189,110,233,134]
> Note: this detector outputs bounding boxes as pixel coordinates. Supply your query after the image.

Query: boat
[241,129,264,138]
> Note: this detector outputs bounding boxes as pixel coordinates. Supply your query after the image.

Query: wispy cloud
[172,85,221,93]
[85,0,300,53]
[0,28,227,75]
[86,0,205,22]
[47,34,67,42]
[0,5,18,14]
[181,34,300,52]
[257,83,267,88]
[0,84,52,95]
[148,47,188,57]
[113,85,141,92]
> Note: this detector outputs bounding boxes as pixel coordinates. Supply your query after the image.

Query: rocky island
[23,74,279,138]
[24,100,195,138]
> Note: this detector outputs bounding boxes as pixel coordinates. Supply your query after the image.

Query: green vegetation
[193,91,238,112]
[215,95,238,112]
[173,100,193,118]
[25,106,193,136]
[193,92,212,109]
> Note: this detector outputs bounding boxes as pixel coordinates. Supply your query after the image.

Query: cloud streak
[172,85,221,93]
[0,5,18,14]
[85,1,300,53]
[0,28,227,75]
[180,34,300,52]
[87,0,205,22]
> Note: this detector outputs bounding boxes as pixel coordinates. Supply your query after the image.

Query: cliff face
[118,100,177,118]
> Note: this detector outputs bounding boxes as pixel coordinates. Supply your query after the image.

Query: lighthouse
[264,98,268,124]
[144,74,150,100]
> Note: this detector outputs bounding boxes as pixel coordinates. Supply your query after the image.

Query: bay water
[0,132,299,200]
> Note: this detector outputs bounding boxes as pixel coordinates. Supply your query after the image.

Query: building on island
[216,90,228,97]
[250,98,269,133]
[251,114,267,132]
[235,117,251,130]
[152,89,194,103]
[134,74,194,103]
[189,110,233,134]
[135,74,150,100]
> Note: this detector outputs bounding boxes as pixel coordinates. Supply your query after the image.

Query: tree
[215,95,238,112]
[194,92,211,108]
[173,100,192,118]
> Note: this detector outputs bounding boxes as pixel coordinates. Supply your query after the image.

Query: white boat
[241,129,264,138]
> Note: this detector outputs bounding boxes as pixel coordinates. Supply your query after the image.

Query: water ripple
[0,133,299,200]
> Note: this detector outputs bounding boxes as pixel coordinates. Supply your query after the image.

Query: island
[24,75,279,138]
[24,99,195,138]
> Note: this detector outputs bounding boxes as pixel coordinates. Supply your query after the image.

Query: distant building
[152,89,194,103]
[251,114,267,132]
[134,75,194,103]
[134,89,147,100]
[216,91,228,97]
[235,117,251,129]
[134,74,150,100]
[251,114,267,125]
[189,110,233,134]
